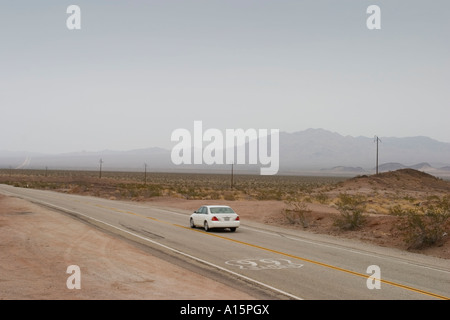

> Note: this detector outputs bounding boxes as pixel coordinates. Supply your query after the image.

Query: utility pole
[231,163,234,189]
[144,163,147,185]
[99,158,103,179]
[374,136,381,175]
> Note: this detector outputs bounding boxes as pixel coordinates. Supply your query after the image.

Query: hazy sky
[1,0,449,154]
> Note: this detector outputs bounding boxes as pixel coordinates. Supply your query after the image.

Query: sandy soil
[0,194,256,300]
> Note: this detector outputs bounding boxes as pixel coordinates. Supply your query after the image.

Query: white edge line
[0,188,303,300]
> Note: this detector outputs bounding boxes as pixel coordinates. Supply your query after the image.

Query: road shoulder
[0,194,257,300]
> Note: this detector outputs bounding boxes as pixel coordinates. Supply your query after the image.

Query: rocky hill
[340,169,450,193]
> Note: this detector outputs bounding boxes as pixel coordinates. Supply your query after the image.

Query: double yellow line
[96,203,449,300]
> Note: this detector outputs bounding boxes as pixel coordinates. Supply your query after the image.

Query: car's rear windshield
[210,207,235,214]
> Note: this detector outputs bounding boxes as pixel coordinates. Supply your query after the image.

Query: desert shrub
[389,204,405,216]
[303,196,312,203]
[403,195,417,203]
[333,193,367,230]
[208,191,221,200]
[435,195,450,212]
[426,195,441,202]
[400,209,449,249]
[223,191,238,201]
[313,192,329,204]
[143,184,163,198]
[281,197,312,228]
[255,188,283,201]
[398,197,450,249]
[116,183,163,199]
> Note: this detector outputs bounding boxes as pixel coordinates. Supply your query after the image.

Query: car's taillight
[211,216,219,221]
[235,216,240,221]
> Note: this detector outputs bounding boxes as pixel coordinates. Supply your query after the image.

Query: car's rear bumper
[209,221,240,229]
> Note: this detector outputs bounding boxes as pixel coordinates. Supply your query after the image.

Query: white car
[190,205,240,232]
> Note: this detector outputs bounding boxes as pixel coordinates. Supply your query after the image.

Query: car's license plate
[224,217,230,221]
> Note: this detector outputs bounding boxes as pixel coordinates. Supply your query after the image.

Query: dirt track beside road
[0,194,256,300]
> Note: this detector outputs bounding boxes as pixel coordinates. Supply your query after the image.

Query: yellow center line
[96,204,450,300]
[176,224,450,300]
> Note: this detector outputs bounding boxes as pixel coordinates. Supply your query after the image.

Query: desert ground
[0,168,449,299]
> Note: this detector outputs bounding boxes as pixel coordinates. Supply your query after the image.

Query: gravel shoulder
[0,194,257,300]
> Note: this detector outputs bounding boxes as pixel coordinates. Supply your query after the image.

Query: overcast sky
[1,0,449,154]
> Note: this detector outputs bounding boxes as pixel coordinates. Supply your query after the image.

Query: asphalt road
[1,184,449,300]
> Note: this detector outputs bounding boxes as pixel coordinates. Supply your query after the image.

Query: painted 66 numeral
[225,258,303,270]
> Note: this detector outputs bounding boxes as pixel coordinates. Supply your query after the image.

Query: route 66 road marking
[225,258,303,271]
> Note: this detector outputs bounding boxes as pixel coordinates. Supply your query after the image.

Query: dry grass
[0,169,345,202]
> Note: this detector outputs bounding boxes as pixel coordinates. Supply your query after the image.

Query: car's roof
[204,205,231,208]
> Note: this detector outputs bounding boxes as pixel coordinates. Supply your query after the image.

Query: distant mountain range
[278,129,450,171]
[320,162,450,176]
[1,128,450,177]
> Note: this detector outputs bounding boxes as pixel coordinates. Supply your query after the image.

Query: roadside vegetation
[333,193,367,230]
[393,196,450,249]
[0,169,345,202]
[281,196,312,228]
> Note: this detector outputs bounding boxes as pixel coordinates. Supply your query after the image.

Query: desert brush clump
[117,183,163,199]
[313,192,329,204]
[396,196,450,249]
[333,193,367,230]
[281,196,312,228]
